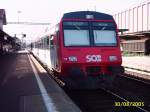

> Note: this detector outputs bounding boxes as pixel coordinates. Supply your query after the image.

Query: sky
[0,0,145,42]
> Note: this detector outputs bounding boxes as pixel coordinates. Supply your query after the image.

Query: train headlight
[68,56,77,62]
[109,56,117,61]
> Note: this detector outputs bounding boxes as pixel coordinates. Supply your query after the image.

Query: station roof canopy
[0,9,6,25]
[119,30,150,40]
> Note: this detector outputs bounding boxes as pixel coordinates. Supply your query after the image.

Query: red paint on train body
[49,11,124,78]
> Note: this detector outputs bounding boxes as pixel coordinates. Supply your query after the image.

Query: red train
[32,11,124,88]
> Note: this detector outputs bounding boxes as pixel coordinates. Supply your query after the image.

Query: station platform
[122,56,150,77]
[122,56,150,72]
[0,50,81,112]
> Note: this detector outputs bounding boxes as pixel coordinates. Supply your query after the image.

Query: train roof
[62,11,114,20]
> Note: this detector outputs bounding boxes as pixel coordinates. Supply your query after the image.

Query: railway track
[119,73,150,85]
[124,66,150,82]
[111,72,150,112]
[64,68,150,112]
[64,88,147,112]
[50,67,150,112]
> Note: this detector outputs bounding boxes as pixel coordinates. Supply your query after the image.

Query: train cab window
[63,21,90,46]
[92,22,117,46]
[64,30,90,46]
[93,30,117,46]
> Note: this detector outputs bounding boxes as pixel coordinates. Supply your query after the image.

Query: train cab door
[50,34,56,69]
[50,34,59,71]
[55,31,61,71]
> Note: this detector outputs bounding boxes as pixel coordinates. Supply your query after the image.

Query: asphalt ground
[0,52,80,112]
[0,52,42,112]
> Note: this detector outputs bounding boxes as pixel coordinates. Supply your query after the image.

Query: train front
[59,11,124,88]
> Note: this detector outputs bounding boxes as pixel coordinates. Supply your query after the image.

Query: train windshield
[64,30,90,46]
[92,22,117,46]
[93,30,117,46]
[63,22,90,46]
[63,21,117,47]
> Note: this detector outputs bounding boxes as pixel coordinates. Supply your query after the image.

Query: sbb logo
[86,55,101,62]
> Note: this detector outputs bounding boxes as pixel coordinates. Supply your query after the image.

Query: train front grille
[86,66,101,75]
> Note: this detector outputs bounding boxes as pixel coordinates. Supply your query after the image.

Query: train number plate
[86,55,101,62]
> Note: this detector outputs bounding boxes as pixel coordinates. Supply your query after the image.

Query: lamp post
[17,11,22,24]
[21,33,26,49]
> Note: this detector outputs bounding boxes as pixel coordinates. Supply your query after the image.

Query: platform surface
[122,56,150,73]
[0,50,81,112]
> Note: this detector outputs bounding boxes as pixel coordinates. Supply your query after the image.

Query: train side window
[55,24,60,42]
[47,36,49,45]
[50,40,54,46]
[56,31,59,38]
[55,24,59,32]
[50,34,54,48]
[56,31,59,43]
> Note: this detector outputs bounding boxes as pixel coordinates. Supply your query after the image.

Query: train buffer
[0,50,81,112]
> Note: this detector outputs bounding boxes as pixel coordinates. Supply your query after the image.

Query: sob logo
[86,55,101,62]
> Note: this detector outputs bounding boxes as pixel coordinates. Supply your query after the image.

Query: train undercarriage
[55,66,124,89]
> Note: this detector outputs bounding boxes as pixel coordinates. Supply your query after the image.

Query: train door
[55,30,61,71]
[49,24,61,72]
[50,34,56,69]
[50,34,60,71]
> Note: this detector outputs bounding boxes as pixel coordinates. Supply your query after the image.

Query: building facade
[0,9,6,30]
